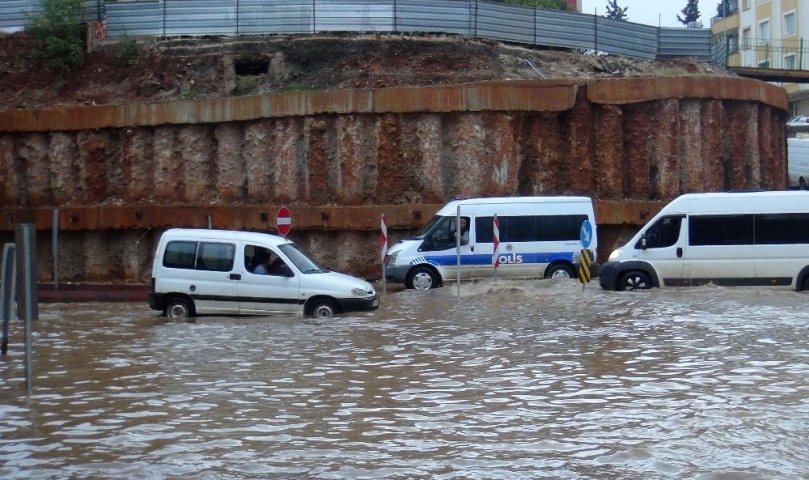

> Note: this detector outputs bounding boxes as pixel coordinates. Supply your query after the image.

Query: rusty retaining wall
[0,78,789,283]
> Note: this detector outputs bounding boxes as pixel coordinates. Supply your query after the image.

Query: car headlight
[387,251,398,265]
[351,288,368,297]
[608,248,623,261]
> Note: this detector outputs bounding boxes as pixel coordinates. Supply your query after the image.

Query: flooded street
[1,280,809,479]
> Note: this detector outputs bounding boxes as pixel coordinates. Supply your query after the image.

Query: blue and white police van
[384,196,598,289]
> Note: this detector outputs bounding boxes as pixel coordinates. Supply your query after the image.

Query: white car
[787,116,809,127]
[149,229,379,319]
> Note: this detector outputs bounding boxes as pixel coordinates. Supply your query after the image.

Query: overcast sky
[580,0,720,27]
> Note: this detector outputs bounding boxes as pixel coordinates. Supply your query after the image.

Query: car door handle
[229,273,241,280]
[676,247,683,258]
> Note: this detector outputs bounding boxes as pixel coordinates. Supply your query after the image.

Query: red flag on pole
[380,214,388,262]
[493,214,500,267]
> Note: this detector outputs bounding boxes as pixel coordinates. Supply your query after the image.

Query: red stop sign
[276,206,291,237]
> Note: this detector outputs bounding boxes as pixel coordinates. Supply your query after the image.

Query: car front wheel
[407,266,439,290]
[618,271,652,291]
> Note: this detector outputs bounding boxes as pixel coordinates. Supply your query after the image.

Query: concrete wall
[0,78,789,282]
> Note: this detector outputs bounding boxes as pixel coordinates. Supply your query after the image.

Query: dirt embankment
[0,31,732,111]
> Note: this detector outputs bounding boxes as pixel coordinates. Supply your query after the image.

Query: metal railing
[1,0,714,63]
[719,37,809,70]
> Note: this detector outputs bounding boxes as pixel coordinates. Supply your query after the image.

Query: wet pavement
[1,280,808,479]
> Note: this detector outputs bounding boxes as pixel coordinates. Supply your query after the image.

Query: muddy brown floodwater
[1,280,808,479]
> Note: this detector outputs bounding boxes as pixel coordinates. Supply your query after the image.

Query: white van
[788,138,809,189]
[385,196,597,289]
[599,191,809,291]
[148,229,379,319]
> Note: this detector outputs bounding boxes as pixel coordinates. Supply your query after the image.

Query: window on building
[758,20,770,44]
[742,0,750,9]
[728,33,739,53]
[785,54,796,70]
[784,12,796,36]
[742,28,751,49]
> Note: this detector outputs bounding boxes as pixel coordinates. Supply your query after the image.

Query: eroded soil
[0,31,733,110]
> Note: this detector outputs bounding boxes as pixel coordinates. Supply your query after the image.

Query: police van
[599,191,809,291]
[384,196,598,289]
[148,229,379,319]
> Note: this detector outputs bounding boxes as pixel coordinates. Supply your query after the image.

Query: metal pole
[393,0,397,33]
[236,0,240,36]
[52,208,58,291]
[22,225,35,394]
[1,244,15,356]
[207,215,212,229]
[456,205,461,299]
[163,0,167,37]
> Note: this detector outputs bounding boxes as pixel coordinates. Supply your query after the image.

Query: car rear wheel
[165,297,194,319]
[618,271,652,291]
[545,263,576,279]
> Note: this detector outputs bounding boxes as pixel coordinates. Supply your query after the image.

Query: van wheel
[801,178,807,190]
[310,299,338,318]
[545,263,576,279]
[407,266,438,290]
[618,271,652,291]
[165,298,194,319]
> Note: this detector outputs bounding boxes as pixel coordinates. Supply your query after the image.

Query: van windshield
[413,215,443,238]
[279,243,328,274]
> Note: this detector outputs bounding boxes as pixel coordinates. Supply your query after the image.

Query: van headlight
[351,288,368,297]
[608,248,623,261]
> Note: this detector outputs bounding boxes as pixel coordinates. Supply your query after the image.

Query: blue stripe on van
[420,251,576,267]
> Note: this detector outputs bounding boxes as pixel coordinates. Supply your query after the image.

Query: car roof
[161,228,291,246]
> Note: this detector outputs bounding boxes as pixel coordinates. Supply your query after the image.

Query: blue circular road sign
[580,220,593,249]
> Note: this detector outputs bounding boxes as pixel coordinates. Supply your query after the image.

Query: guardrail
[1,0,713,63]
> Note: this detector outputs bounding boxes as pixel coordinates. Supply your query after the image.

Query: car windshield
[278,243,328,274]
[413,215,443,238]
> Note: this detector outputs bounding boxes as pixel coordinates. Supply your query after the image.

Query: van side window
[163,241,198,269]
[755,213,809,244]
[197,242,235,272]
[636,216,683,249]
[689,215,754,246]
[475,215,587,243]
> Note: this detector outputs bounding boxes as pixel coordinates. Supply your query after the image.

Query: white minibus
[149,229,378,319]
[788,138,809,189]
[599,191,809,291]
[384,196,597,289]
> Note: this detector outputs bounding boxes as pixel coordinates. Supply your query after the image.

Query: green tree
[604,0,628,21]
[677,0,701,26]
[715,0,733,18]
[25,0,86,72]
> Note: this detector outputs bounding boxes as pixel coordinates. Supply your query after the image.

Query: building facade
[712,0,809,116]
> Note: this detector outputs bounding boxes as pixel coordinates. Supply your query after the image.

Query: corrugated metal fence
[0,0,101,30]
[1,0,713,62]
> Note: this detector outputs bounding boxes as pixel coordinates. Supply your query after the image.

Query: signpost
[579,220,593,290]
[276,206,291,237]
[380,214,388,295]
